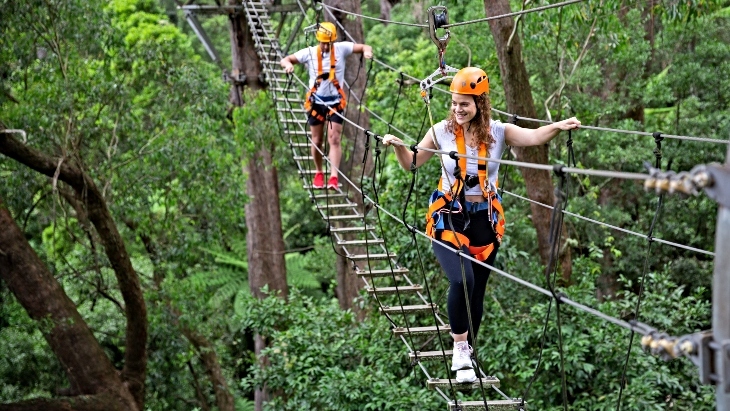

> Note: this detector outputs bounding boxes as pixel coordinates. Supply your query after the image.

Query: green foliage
[237,289,442,411]
[2,0,728,409]
[233,90,284,161]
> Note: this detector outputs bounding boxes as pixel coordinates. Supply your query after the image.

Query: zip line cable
[321,3,427,28]
[320,0,587,30]
[321,6,729,146]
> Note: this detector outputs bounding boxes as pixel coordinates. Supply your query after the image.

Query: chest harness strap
[425,125,506,261]
[304,44,347,122]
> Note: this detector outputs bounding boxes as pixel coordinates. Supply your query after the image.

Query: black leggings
[432,207,499,344]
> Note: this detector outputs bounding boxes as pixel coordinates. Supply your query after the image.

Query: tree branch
[0,131,147,408]
[0,393,128,411]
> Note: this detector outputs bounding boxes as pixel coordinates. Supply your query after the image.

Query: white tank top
[432,119,507,195]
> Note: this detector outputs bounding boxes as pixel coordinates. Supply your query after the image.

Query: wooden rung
[293,156,314,161]
[290,142,310,148]
[329,225,375,232]
[408,350,453,362]
[428,376,500,390]
[316,203,357,210]
[320,214,361,221]
[393,325,451,336]
[380,304,437,314]
[337,239,384,246]
[311,193,349,200]
[367,285,422,295]
[355,267,409,277]
[448,399,525,411]
[303,184,342,190]
[298,169,326,175]
[349,253,396,261]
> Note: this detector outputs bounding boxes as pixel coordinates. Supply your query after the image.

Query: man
[280,22,373,189]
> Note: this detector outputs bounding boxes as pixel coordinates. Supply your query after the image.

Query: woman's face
[451,93,477,125]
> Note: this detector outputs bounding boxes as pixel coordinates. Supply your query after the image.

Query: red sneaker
[327,175,339,190]
[312,172,325,189]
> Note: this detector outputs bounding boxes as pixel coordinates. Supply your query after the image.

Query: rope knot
[652,131,664,144]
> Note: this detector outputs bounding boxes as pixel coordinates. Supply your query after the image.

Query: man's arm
[280,55,300,73]
[352,44,373,59]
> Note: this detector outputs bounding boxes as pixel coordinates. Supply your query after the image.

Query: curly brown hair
[446,93,494,151]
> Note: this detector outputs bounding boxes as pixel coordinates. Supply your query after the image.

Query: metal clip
[419,65,459,103]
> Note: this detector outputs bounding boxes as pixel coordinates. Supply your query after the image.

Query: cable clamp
[510,114,519,125]
[552,164,566,177]
[448,150,459,160]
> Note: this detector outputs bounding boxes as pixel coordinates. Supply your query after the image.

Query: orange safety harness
[425,125,506,261]
[304,44,347,122]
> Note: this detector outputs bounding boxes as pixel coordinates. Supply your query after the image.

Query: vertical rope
[616,132,665,410]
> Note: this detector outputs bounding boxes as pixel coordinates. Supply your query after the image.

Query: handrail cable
[284,74,659,338]
[502,190,715,257]
[287,69,714,260]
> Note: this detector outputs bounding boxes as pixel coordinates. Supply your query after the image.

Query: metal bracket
[184,11,224,69]
[427,6,450,55]
[419,65,459,103]
[704,163,730,208]
[303,23,319,34]
[670,331,730,392]
[223,70,246,85]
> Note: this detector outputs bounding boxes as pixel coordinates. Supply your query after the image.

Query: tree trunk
[378,0,400,22]
[229,1,288,300]
[483,0,572,282]
[0,130,148,407]
[325,0,373,312]
[228,5,289,410]
[0,199,138,411]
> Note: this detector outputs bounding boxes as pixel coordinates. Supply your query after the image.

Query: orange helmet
[315,22,337,43]
[450,67,489,95]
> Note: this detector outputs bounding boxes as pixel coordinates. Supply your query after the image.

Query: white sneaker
[451,341,473,371]
[455,368,477,383]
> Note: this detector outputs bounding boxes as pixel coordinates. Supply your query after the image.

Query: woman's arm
[382,131,437,171]
[504,117,581,147]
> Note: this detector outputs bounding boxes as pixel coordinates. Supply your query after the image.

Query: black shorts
[307,102,344,126]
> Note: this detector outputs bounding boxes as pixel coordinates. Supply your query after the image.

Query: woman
[382,67,580,383]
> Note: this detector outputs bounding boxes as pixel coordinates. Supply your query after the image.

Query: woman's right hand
[382,134,403,147]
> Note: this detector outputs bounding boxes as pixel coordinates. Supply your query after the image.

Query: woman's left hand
[555,117,581,130]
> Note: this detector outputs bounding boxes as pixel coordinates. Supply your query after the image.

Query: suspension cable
[320,3,427,28]
[442,0,587,28]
